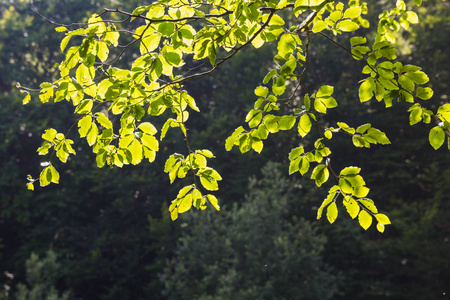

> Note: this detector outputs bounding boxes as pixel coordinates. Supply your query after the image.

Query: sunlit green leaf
[359,78,375,102]
[311,164,329,187]
[42,128,57,142]
[358,210,372,230]
[206,194,220,211]
[375,213,391,225]
[298,114,311,137]
[344,6,362,19]
[337,20,359,32]
[344,197,360,219]
[429,126,445,150]
[416,87,433,100]
[326,202,338,224]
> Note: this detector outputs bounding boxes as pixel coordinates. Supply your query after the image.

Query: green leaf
[416,87,433,100]
[251,138,263,153]
[278,115,296,130]
[337,20,359,32]
[304,94,311,111]
[326,202,338,224]
[138,122,157,135]
[22,93,31,105]
[314,97,337,113]
[298,114,311,137]
[405,70,429,85]
[289,157,300,175]
[277,33,296,59]
[375,213,391,225]
[158,22,175,36]
[429,126,445,150]
[317,186,338,220]
[343,6,362,19]
[358,210,372,230]
[196,149,214,158]
[406,11,419,24]
[350,36,366,46]
[97,41,109,62]
[398,75,415,92]
[337,122,355,135]
[128,138,143,165]
[168,161,181,183]
[408,104,423,125]
[160,119,174,141]
[60,35,72,52]
[359,198,378,213]
[96,149,107,167]
[312,20,327,33]
[96,113,113,129]
[246,109,262,128]
[140,33,161,54]
[199,174,219,191]
[42,128,57,142]
[206,194,220,211]
[55,26,67,32]
[178,194,193,213]
[49,165,59,184]
[317,85,334,97]
[298,157,310,175]
[344,197,360,219]
[353,186,370,198]
[131,5,150,18]
[340,166,361,176]
[359,78,375,102]
[255,86,269,98]
[289,146,304,160]
[263,69,278,84]
[26,182,34,191]
[39,166,51,187]
[141,133,159,151]
[225,126,245,151]
[272,76,286,96]
[376,223,385,233]
[86,123,98,146]
[208,42,216,66]
[311,164,329,187]
[75,100,93,114]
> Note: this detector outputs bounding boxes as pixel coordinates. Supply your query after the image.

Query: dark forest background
[0,0,449,299]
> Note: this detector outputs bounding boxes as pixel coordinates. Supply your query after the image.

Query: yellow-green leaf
[326,202,338,224]
[23,93,31,105]
[42,128,57,142]
[96,113,113,129]
[141,133,159,151]
[358,210,372,230]
[376,223,385,233]
[207,194,220,211]
[128,138,143,165]
[375,213,391,225]
[178,194,193,213]
[343,6,362,19]
[298,114,311,137]
[337,20,359,32]
[429,126,445,150]
[344,197,360,219]
[138,122,157,135]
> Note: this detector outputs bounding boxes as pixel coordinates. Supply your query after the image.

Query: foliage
[13,250,72,300]
[1,0,449,299]
[161,162,340,299]
[18,0,449,229]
